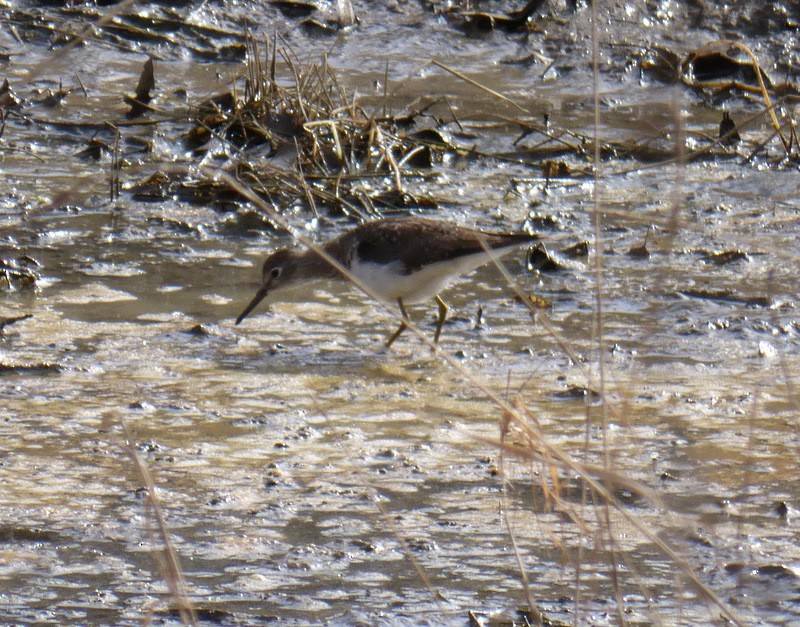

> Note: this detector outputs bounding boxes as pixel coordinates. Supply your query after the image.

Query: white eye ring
[269,267,281,279]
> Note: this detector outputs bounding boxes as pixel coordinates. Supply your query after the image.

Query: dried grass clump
[183,35,442,220]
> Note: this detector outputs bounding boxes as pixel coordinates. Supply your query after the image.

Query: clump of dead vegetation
[136,34,450,221]
[155,35,799,223]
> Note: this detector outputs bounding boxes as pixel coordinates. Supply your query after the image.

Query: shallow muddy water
[2,1,800,625]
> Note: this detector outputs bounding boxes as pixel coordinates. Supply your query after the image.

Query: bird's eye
[269,267,281,279]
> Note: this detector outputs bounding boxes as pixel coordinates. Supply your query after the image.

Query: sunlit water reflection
[2,8,800,624]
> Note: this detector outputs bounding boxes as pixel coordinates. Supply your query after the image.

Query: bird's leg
[385,298,409,348]
[433,295,449,344]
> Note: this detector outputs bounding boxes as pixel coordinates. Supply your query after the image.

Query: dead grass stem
[103,411,197,626]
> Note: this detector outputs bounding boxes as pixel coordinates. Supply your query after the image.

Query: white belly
[350,250,505,304]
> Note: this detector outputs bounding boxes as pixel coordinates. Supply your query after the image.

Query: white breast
[350,249,510,304]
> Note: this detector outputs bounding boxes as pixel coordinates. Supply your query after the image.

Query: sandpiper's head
[235,248,302,325]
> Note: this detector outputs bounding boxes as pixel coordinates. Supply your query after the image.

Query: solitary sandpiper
[235,216,539,346]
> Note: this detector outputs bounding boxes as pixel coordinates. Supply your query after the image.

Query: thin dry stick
[588,2,626,624]
[498,400,540,624]
[478,244,632,618]
[475,99,705,627]
[764,269,800,455]
[491,434,737,620]
[265,162,368,219]
[107,411,198,626]
[294,138,320,221]
[431,60,531,114]
[382,59,389,119]
[496,404,670,513]
[109,125,121,203]
[443,96,465,133]
[280,52,309,122]
[591,51,781,624]
[743,113,795,162]
[371,122,403,192]
[320,56,353,117]
[501,486,542,625]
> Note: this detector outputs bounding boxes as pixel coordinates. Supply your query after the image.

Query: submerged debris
[454,0,546,35]
[677,289,770,307]
[0,362,63,374]
[0,257,39,290]
[185,324,212,336]
[32,82,69,108]
[719,111,741,146]
[521,293,551,309]
[0,79,21,109]
[627,228,651,259]
[526,243,583,272]
[271,1,317,19]
[76,137,112,160]
[702,250,749,265]
[124,57,155,118]
[682,43,773,95]
[541,160,571,180]
[561,240,589,258]
[639,40,798,159]
[551,385,602,403]
[0,314,32,335]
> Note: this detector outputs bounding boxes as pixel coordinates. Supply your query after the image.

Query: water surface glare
[2,2,800,624]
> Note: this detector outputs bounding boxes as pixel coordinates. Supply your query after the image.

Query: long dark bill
[235,287,268,325]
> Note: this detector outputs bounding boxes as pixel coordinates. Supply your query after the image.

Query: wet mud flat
[1,1,800,625]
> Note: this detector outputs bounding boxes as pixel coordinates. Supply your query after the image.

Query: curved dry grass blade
[490,430,742,625]
[431,60,530,114]
[104,411,198,626]
[690,40,789,154]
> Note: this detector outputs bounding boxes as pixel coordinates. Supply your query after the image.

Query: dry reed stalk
[431,60,530,114]
[491,393,743,624]
[587,0,625,620]
[103,411,197,626]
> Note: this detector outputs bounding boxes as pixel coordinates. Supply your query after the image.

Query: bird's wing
[352,219,535,274]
